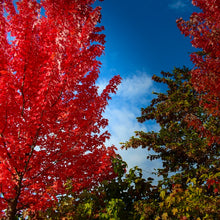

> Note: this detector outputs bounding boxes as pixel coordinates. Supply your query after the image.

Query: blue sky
[96,0,197,177]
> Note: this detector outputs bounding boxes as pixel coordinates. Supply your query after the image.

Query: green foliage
[99,199,126,220]
[122,67,220,219]
[34,155,156,219]
[123,67,219,180]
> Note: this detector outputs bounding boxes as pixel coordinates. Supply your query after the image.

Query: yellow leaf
[162,212,168,220]
[172,208,178,215]
[160,190,166,199]
[155,216,160,220]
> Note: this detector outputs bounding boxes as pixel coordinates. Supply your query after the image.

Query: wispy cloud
[99,72,162,178]
[168,0,187,10]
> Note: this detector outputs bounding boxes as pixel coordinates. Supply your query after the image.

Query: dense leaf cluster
[0,0,121,218]
[177,0,220,117]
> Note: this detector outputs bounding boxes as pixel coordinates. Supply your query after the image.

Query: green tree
[122,67,220,219]
[32,155,157,220]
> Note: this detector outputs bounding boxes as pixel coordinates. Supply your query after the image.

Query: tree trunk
[6,199,18,220]
[6,178,22,220]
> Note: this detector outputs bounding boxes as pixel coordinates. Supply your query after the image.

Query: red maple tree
[0,0,121,218]
[177,0,220,116]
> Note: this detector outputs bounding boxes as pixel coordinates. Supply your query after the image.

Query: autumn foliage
[1,0,219,219]
[177,0,220,116]
[0,0,121,218]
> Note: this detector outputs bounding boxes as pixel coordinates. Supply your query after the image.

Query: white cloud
[99,72,162,179]
[117,71,153,102]
[98,71,154,105]
[168,0,187,10]
[105,107,145,140]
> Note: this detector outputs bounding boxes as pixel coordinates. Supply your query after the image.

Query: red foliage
[0,0,121,217]
[177,0,220,116]
[207,178,220,193]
